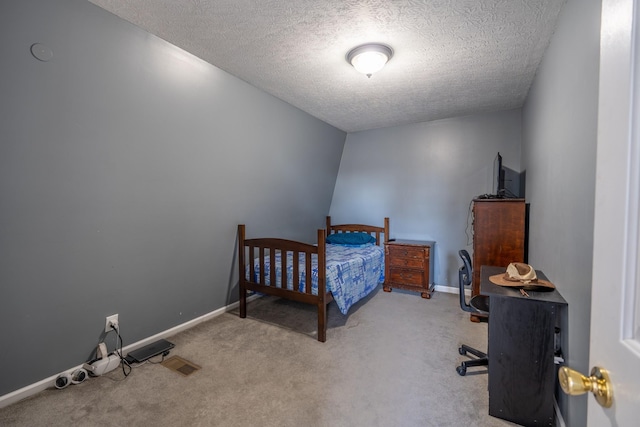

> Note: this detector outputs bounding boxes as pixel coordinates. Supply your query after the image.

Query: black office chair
[456,249,489,376]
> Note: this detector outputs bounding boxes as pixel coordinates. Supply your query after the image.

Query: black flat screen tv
[496,152,506,197]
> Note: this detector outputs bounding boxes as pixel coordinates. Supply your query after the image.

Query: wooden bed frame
[238,216,389,342]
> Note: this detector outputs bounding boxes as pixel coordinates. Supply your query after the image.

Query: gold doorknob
[558,366,613,408]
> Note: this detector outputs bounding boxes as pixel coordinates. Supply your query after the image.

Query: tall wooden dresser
[472,199,526,318]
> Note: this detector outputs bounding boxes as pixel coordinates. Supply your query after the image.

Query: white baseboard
[0,294,260,409]
[434,284,469,296]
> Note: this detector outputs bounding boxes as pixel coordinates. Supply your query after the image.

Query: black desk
[481,266,567,427]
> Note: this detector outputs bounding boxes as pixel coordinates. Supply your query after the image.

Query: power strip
[83,354,120,376]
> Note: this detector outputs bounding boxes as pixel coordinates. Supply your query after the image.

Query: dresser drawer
[388,268,427,286]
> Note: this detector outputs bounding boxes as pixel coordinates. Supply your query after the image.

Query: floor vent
[161,356,201,376]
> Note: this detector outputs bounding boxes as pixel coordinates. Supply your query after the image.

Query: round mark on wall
[31,43,53,62]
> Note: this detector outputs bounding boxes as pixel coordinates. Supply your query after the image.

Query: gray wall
[329,109,522,287]
[0,0,345,396]
[521,0,601,425]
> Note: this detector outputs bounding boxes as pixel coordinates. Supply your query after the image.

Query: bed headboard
[325,216,390,245]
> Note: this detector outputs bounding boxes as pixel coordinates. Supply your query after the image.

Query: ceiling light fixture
[346,43,394,78]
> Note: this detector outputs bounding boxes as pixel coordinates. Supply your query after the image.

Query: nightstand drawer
[388,255,425,268]
[388,268,426,286]
[387,245,426,259]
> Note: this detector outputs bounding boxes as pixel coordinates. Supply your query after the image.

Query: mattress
[250,243,385,315]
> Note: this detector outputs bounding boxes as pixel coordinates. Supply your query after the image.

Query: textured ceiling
[88,0,566,133]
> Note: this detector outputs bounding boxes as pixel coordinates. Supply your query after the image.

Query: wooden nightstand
[383,240,435,299]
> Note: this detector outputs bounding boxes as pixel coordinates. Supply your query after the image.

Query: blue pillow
[326,232,376,245]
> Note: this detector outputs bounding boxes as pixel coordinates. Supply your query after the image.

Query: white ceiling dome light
[346,43,394,78]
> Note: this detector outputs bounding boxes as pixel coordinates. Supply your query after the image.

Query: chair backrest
[459,250,472,285]
[458,249,474,313]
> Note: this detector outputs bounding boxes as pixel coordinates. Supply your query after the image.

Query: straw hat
[489,263,555,291]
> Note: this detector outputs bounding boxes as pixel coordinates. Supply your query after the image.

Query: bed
[238,216,389,342]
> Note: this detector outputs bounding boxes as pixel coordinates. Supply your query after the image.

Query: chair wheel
[456,365,467,376]
[458,347,466,356]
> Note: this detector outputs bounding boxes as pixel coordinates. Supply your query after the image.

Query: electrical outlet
[105,314,119,332]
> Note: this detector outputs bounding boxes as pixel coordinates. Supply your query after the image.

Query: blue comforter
[250,244,385,315]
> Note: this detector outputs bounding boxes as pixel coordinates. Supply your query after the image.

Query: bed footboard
[238,225,331,342]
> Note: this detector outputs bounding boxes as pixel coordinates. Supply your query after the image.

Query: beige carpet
[0,286,517,427]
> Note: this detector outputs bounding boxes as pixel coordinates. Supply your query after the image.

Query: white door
[588,0,640,424]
